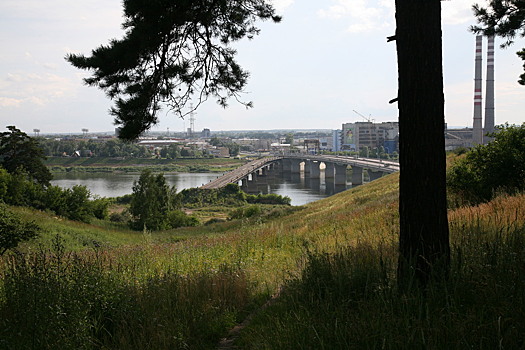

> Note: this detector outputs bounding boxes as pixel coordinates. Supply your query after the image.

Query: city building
[341,121,399,153]
[332,130,342,152]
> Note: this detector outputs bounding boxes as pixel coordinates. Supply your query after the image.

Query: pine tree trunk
[395,0,450,287]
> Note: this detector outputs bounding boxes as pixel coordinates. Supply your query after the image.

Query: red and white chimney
[472,35,484,145]
[484,36,495,143]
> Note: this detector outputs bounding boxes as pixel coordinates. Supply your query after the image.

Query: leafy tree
[284,133,294,145]
[129,169,177,230]
[447,123,525,204]
[0,126,52,186]
[394,0,450,287]
[472,0,525,84]
[0,204,40,255]
[67,0,280,140]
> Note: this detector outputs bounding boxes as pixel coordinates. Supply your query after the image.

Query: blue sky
[1,0,524,134]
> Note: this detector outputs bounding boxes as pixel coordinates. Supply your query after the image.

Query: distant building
[208,146,230,158]
[201,128,211,138]
[332,130,342,152]
[232,138,272,151]
[445,127,474,150]
[341,121,399,153]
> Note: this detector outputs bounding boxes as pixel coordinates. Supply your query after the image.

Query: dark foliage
[67,0,280,140]
[179,183,290,207]
[447,123,525,205]
[0,204,40,255]
[0,126,52,186]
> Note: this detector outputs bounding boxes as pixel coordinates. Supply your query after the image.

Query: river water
[50,172,350,206]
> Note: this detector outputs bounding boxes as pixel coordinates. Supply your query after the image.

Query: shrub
[115,193,133,204]
[0,204,40,255]
[229,205,262,220]
[246,193,291,205]
[109,211,130,223]
[166,210,200,228]
[448,123,525,205]
[205,217,226,225]
[90,197,111,220]
[64,185,92,222]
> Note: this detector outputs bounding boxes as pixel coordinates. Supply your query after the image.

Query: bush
[448,123,525,205]
[115,193,133,205]
[63,185,92,222]
[229,205,262,220]
[90,197,111,220]
[109,211,130,223]
[0,204,40,255]
[246,193,291,205]
[166,210,200,228]
[205,217,226,225]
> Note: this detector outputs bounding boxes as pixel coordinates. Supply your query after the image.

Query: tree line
[37,138,211,159]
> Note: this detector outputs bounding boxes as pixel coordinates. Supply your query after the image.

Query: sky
[1,0,524,135]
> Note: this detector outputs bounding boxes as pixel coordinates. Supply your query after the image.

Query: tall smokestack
[472,35,483,145]
[484,36,495,143]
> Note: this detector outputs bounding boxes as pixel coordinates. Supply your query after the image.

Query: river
[50,172,350,206]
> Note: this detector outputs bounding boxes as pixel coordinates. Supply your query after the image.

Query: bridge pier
[290,159,301,174]
[368,170,383,181]
[351,166,363,185]
[304,161,311,175]
[309,161,321,179]
[281,159,291,172]
[324,162,335,178]
[335,164,347,186]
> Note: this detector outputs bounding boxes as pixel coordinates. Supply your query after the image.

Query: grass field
[1,173,524,349]
[45,156,245,173]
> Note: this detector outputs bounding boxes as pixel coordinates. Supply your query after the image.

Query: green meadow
[45,156,245,173]
[1,172,525,349]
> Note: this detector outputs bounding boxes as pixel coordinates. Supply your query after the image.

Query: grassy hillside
[2,173,525,349]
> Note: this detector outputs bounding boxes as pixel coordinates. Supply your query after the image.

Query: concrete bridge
[201,154,399,190]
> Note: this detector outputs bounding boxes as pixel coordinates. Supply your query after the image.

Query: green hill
[2,173,525,349]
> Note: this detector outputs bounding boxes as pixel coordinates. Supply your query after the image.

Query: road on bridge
[200,155,399,189]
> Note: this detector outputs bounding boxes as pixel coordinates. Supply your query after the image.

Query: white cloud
[442,1,475,26]
[271,0,295,13]
[0,97,22,107]
[317,0,482,33]
[318,0,394,33]
[0,72,78,107]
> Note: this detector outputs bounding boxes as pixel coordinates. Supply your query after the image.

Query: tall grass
[0,236,251,350]
[238,192,525,349]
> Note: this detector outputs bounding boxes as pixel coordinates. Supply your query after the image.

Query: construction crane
[353,110,374,123]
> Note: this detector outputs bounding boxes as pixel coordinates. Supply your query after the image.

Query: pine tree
[67,0,280,140]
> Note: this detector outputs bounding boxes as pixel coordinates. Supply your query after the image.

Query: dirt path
[216,288,283,349]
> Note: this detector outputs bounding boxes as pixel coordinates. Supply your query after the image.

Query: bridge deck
[200,155,399,189]
[200,157,281,189]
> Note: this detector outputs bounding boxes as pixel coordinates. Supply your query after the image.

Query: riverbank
[45,156,246,173]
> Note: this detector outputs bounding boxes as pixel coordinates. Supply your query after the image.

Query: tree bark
[395,0,450,287]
